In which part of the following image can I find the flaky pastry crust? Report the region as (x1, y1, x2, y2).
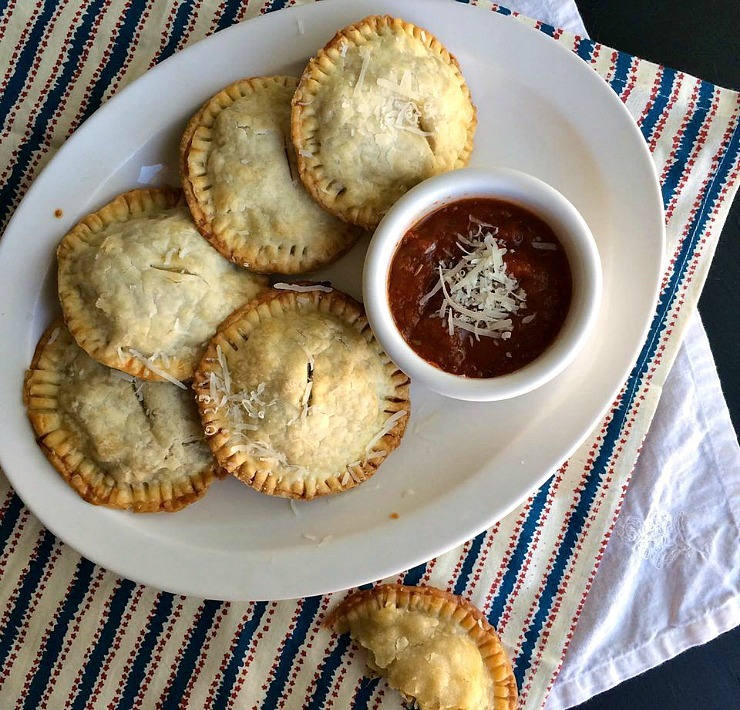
(181, 76, 364, 274)
(57, 188, 267, 382)
(193, 285, 410, 499)
(327, 584, 518, 710)
(292, 15, 476, 228)
(24, 321, 223, 512)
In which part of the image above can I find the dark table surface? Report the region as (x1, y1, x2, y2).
(571, 1, 740, 708)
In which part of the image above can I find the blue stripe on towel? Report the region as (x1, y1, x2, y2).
(453, 530, 487, 597)
(0, 0, 109, 228)
(69, 578, 137, 710)
(0, 530, 57, 670)
(155, 0, 196, 65)
(115, 593, 176, 710)
(260, 596, 323, 709)
(211, 601, 268, 708)
(0, 494, 25, 558)
(0, 0, 58, 138)
(158, 599, 223, 709)
(304, 635, 352, 710)
(214, 0, 245, 31)
(639, 67, 677, 144)
(22, 558, 97, 710)
(487, 478, 553, 626)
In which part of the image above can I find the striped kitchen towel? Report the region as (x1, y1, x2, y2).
(0, 1, 738, 708)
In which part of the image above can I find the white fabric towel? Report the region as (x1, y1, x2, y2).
(548, 313, 740, 708)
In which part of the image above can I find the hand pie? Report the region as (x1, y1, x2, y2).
(193, 285, 410, 499)
(57, 188, 267, 383)
(181, 75, 363, 273)
(24, 322, 223, 512)
(327, 584, 518, 710)
(292, 15, 476, 229)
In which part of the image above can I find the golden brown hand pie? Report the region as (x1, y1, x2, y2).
(181, 75, 363, 274)
(292, 15, 476, 229)
(24, 322, 223, 512)
(57, 188, 267, 383)
(327, 584, 518, 710)
(193, 285, 410, 499)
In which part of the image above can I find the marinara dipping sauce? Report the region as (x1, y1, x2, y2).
(387, 198, 573, 378)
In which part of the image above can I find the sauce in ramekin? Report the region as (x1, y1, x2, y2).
(388, 198, 572, 378)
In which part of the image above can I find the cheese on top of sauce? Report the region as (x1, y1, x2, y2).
(420, 218, 528, 339)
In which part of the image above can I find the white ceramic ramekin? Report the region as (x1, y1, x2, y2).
(363, 167, 603, 402)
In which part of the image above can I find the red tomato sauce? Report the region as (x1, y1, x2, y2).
(387, 198, 572, 378)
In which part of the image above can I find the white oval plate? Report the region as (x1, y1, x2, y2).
(0, 0, 664, 601)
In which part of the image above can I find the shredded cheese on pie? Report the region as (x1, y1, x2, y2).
(420, 220, 528, 339)
(376, 70, 420, 101)
(127, 348, 187, 389)
(365, 409, 408, 458)
(111, 370, 135, 383)
(353, 47, 371, 96)
(240, 439, 310, 479)
(204, 349, 275, 439)
(273, 282, 333, 293)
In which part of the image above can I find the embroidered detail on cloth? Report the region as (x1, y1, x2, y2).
(614, 511, 696, 569)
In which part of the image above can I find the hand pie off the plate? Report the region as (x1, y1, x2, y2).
(327, 584, 518, 710)
(24, 322, 223, 512)
(181, 75, 363, 274)
(292, 15, 476, 229)
(193, 285, 410, 499)
(57, 188, 267, 383)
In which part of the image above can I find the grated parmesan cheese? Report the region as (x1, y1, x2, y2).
(378, 98, 432, 137)
(216, 344, 231, 394)
(300, 378, 313, 421)
(376, 72, 420, 101)
(353, 47, 371, 96)
(273, 282, 333, 293)
(111, 370, 135, 383)
(128, 348, 187, 389)
(238, 440, 309, 479)
(133, 380, 145, 402)
(365, 410, 408, 458)
(420, 220, 528, 339)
